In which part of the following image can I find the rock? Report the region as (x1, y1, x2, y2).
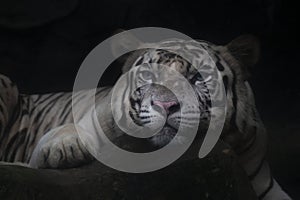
(0, 141, 257, 200)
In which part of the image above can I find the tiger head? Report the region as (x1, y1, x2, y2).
(110, 32, 260, 149)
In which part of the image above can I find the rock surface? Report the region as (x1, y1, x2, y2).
(0, 142, 257, 200)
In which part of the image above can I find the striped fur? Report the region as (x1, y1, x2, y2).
(0, 35, 292, 199)
(0, 78, 110, 167)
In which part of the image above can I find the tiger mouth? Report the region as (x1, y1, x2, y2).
(158, 125, 177, 136)
(149, 124, 178, 147)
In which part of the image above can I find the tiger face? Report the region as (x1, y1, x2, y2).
(111, 34, 260, 149)
(126, 48, 214, 147)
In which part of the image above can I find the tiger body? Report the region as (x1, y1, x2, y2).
(0, 34, 291, 199)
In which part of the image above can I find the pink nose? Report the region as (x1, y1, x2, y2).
(152, 100, 179, 114)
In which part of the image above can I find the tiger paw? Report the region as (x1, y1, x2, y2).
(29, 124, 94, 169)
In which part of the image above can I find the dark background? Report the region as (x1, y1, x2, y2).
(0, 0, 299, 198)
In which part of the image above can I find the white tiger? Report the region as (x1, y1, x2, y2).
(0, 32, 291, 199)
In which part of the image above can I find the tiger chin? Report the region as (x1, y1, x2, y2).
(0, 31, 292, 200)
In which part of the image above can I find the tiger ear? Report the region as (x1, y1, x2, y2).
(226, 35, 260, 68)
(111, 29, 142, 58)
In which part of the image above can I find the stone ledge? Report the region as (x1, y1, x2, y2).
(0, 142, 257, 200)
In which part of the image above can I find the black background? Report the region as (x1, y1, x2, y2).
(0, 0, 299, 198)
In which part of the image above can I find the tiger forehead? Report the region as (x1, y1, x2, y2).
(133, 48, 212, 76)
(133, 50, 187, 75)
(154, 49, 190, 74)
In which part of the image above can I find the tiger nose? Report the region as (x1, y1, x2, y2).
(152, 100, 180, 115)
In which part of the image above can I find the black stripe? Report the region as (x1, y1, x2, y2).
(258, 172, 274, 200)
(71, 91, 86, 105)
(140, 116, 150, 119)
(249, 157, 265, 181)
(223, 75, 228, 93)
(58, 149, 63, 163)
(3, 133, 19, 160)
(135, 57, 143, 66)
(0, 96, 22, 147)
(1, 78, 8, 88)
(32, 94, 46, 104)
(58, 98, 72, 120)
(23, 122, 51, 162)
(36, 93, 63, 104)
(228, 69, 238, 128)
(43, 148, 50, 164)
(70, 146, 75, 159)
(4, 128, 26, 161)
(236, 127, 257, 155)
(95, 87, 109, 97)
(60, 107, 72, 124)
(216, 61, 225, 71)
(76, 138, 88, 160)
(22, 133, 32, 162)
(28, 99, 58, 146)
(33, 94, 64, 122)
(0, 94, 4, 102)
(30, 93, 65, 115)
(8, 129, 27, 162)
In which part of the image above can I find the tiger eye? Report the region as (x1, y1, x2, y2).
(140, 71, 154, 81)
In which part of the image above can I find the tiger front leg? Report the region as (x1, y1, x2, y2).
(29, 124, 94, 169)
